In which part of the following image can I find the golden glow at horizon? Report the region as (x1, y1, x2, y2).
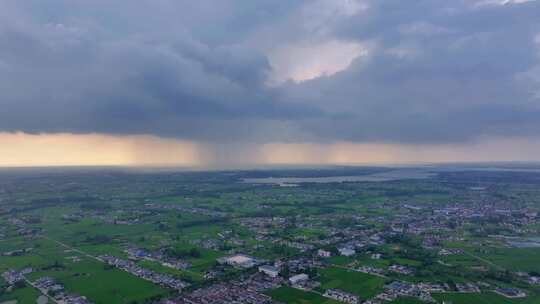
(1, 132, 540, 167)
(0, 132, 200, 167)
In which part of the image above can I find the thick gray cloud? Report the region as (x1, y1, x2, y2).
(1, 0, 540, 144)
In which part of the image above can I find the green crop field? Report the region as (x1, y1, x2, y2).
(432, 292, 527, 304)
(393, 297, 425, 304)
(0, 284, 40, 304)
(319, 267, 387, 300)
(1, 238, 168, 304)
(476, 248, 540, 273)
(28, 262, 169, 304)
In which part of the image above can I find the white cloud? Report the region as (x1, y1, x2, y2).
(473, 0, 536, 7)
(399, 22, 454, 36)
(524, 33, 540, 99)
(268, 40, 369, 84)
(294, 0, 369, 38)
(385, 45, 421, 60)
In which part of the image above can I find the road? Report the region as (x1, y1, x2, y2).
(41, 235, 103, 263)
(23, 276, 60, 304)
(464, 250, 505, 271)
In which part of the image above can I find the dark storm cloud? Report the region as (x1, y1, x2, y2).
(280, 0, 540, 143)
(1, 0, 540, 143)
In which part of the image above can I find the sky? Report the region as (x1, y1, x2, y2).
(1, 0, 540, 167)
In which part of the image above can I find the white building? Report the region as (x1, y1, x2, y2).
(371, 253, 382, 259)
(217, 254, 257, 268)
(318, 249, 331, 258)
(289, 273, 309, 285)
(338, 247, 355, 256)
(259, 265, 280, 278)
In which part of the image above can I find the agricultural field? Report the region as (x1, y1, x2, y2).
(2, 166, 540, 303)
(432, 292, 539, 304)
(318, 267, 387, 300)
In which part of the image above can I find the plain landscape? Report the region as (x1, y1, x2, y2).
(1, 165, 540, 304)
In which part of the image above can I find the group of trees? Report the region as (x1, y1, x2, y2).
(42, 260, 66, 271)
(84, 234, 113, 244)
(165, 247, 201, 259)
(175, 217, 229, 230)
(80, 202, 112, 211)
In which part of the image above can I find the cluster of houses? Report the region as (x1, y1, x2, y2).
(125, 246, 191, 270)
(453, 283, 481, 293)
(388, 264, 413, 275)
(495, 287, 527, 298)
(429, 203, 539, 233)
(61, 213, 84, 222)
(285, 257, 321, 274)
(240, 272, 283, 292)
(190, 238, 220, 250)
(377, 200, 540, 239)
(163, 283, 274, 304)
(438, 248, 464, 256)
(189, 230, 253, 252)
(238, 216, 287, 231)
(365, 281, 435, 303)
(521, 273, 540, 285)
(3, 268, 91, 303)
(238, 214, 386, 255)
(281, 240, 315, 252)
(323, 289, 359, 304)
(2, 268, 29, 285)
(99, 255, 189, 290)
(33, 276, 92, 304)
(145, 203, 227, 218)
(363, 280, 499, 303)
(356, 265, 385, 276)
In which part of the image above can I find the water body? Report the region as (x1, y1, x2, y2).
(507, 237, 540, 248)
(508, 241, 540, 248)
(243, 169, 436, 185)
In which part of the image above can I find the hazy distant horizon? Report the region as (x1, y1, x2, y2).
(3, 161, 540, 172)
